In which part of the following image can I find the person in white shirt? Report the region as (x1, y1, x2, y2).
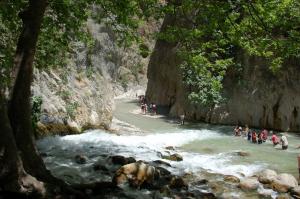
(180, 114, 185, 125)
(280, 133, 288, 150)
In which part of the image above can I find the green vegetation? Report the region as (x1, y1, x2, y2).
(57, 89, 72, 101)
(119, 74, 130, 90)
(139, 43, 150, 58)
(0, 1, 162, 195)
(158, 0, 300, 106)
(31, 95, 43, 135)
(1, 0, 300, 197)
(66, 101, 79, 120)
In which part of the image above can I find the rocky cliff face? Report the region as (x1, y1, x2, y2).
(146, 17, 300, 132)
(32, 18, 159, 136)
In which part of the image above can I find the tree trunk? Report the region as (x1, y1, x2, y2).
(0, 95, 46, 197)
(8, 0, 52, 181)
(0, 96, 24, 191)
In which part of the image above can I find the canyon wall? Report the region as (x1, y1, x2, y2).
(32, 18, 159, 136)
(146, 16, 300, 132)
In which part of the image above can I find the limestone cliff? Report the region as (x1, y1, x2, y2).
(146, 16, 300, 132)
(32, 18, 159, 136)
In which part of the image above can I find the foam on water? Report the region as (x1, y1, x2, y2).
(38, 128, 221, 151)
(37, 128, 266, 180)
(169, 151, 265, 177)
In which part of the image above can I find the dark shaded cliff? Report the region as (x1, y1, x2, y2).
(146, 16, 300, 132)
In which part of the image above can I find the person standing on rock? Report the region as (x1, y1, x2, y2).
(280, 133, 288, 150)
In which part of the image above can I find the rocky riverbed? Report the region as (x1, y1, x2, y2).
(35, 99, 300, 199)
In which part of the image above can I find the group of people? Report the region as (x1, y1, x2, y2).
(138, 95, 157, 115)
(234, 125, 289, 150)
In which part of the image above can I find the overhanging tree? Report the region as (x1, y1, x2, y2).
(0, 0, 160, 197)
(157, 0, 300, 106)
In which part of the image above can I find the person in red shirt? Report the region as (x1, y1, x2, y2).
(252, 131, 257, 143)
(271, 131, 279, 146)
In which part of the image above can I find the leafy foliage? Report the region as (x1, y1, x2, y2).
(31, 95, 43, 134)
(0, 1, 26, 91)
(158, 0, 300, 106)
(1, 0, 300, 108)
(0, 0, 161, 90)
(66, 101, 79, 119)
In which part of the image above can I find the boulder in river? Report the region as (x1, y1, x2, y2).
(93, 164, 109, 172)
(162, 153, 183, 161)
(258, 169, 277, 184)
(271, 173, 298, 193)
(192, 179, 209, 186)
(110, 155, 136, 165)
(152, 160, 171, 167)
(290, 186, 300, 198)
(169, 176, 188, 190)
(156, 166, 171, 176)
(75, 155, 88, 164)
(112, 161, 159, 188)
(165, 146, 175, 150)
(224, 175, 240, 183)
(238, 177, 259, 191)
(209, 181, 226, 195)
(235, 151, 250, 157)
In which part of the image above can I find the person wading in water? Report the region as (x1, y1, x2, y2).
(180, 114, 185, 125)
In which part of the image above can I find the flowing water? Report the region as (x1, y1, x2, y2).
(114, 99, 300, 177)
(37, 98, 300, 198)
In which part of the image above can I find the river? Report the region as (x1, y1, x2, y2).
(36, 98, 300, 198)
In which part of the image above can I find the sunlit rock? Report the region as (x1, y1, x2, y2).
(258, 169, 277, 184)
(224, 175, 240, 183)
(112, 162, 159, 188)
(271, 173, 298, 193)
(162, 153, 183, 161)
(238, 177, 259, 191)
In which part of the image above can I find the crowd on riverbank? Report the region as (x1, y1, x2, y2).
(233, 125, 289, 150)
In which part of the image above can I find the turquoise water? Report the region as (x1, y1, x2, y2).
(114, 99, 300, 177)
(36, 98, 300, 198)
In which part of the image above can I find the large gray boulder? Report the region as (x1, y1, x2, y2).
(239, 177, 260, 191)
(290, 186, 300, 198)
(224, 175, 240, 183)
(271, 173, 298, 193)
(258, 169, 278, 184)
(112, 162, 158, 188)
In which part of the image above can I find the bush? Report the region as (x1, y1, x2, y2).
(31, 96, 43, 136)
(66, 101, 79, 119)
(139, 43, 150, 58)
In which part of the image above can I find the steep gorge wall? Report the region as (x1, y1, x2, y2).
(146, 17, 300, 132)
(32, 19, 159, 136)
